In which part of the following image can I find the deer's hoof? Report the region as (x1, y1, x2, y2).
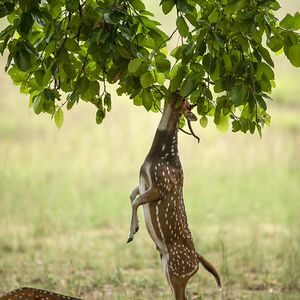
(134, 225, 139, 233)
(127, 237, 133, 243)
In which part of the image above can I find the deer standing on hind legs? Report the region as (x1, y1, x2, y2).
(127, 93, 222, 300)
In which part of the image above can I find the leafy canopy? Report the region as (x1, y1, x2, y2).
(0, 0, 299, 136)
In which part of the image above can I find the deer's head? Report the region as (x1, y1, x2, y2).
(165, 93, 197, 121)
(181, 100, 197, 122)
(165, 94, 199, 142)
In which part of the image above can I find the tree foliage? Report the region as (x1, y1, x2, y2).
(0, 0, 299, 135)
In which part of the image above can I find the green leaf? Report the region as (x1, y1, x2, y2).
(15, 48, 32, 72)
(149, 29, 166, 49)
(257, 124, 262, 138)
(255, 95, 267, 111)
(208, 9, 219, 24)
(256, 62, 274, 80)
(104, 93, 112, 112)
(31, 11, 46, 27)
(128, 58, 143, 73)
(176, 0, 189, 13)
(96, 108, 105, 124)
(287, 44, 300, 67)
(44, 41, 56, 57)
(54, 108, 64, 128)
(258, 46, 274, 67)
(169, 72, 185, 92)
(33, 95, 44, 115)
(34, 70, 45, 86)
(202, 53, 215, 74)
(185, 12, 198, 27)
(161, 0, 175, 15)
(66, 0, 79, 13)
(142, 89, 153, 111)
(133, 94, 143, 106)
(154, 71, 165, 84)
(135, 34, 156, 49)
(155, 56, 171, 73)
(231, 83, 246, 107)
(67, 92, 79, 110)
(280, 13, 300, 30)
(180, 78, 195, 97)
(226, 0, 249, 14)
(77, 76, 90, 96)
(176, 16, 189, 38)
(267, 36, 284, 52)
(236, 34, 249, 51)
(200, 116, 208, 128)
(232, 120, 241, 132)
(119, 26, 133, 40)
(294, 12, 300, 30)
(104, 11, 122, 25)
(190, 62, 204, 75)
(131, 0, 145, 11)
(140, 72, 154, 88)
(116, 45, 131, 59)
(259, 75, 272, 92)
(19, 12, 34, 35)
(223, 53, 232, 72)
(139, 16, 161, 29)
(82, 80, 100, 101)
(216, 113, 229, 132)
(63, 62, 76, 80)
(0, 3, 15, 18)
(64, 38, 80, 52)
(0, 24, 15, 42)
(7, 66, 28, 83)
(43, 68, 52, 87)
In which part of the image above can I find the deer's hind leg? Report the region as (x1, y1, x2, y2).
(169, 272, 189, 300)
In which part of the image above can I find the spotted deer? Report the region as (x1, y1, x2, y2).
(0, 287, 82, 300)
(127, 93, 221, 300)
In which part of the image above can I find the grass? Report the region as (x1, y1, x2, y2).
(0, 1, 300, 298)
(0, 64, 299, 299)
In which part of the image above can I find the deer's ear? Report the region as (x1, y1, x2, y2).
(185, 111, 197, 121)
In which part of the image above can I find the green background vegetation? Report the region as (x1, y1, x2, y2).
(0, 1, 299, 299)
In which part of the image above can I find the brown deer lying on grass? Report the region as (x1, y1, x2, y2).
(127, 93, 221, 300)
(0, 287, 82, 300)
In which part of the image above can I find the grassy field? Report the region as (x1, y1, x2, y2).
(0, 2, 300, 299)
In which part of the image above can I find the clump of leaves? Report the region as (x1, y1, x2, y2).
(0, 0, 299, 135)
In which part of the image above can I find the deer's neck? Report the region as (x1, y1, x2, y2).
(147, 101, 180, 159)
(157, 100, 180, 132)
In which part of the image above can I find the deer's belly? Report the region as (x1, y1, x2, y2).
(140, 162, 167, 254)
(142, 203, 166, 253)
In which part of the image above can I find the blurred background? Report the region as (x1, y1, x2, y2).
(0, 1, 299, 299)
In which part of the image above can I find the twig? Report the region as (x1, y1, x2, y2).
(179, 127, 192, 135)
(187, 120, 200, 143)
(156, 28, 178, 51)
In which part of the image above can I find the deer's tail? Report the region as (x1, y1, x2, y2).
(197, 253, 222, 289)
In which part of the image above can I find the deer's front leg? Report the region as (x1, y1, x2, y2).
(127, 187, 160, 243)
(129, 186, 140, 234)
(130, 186, 139, 204)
